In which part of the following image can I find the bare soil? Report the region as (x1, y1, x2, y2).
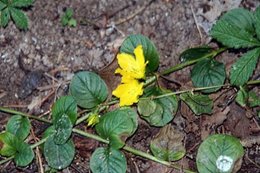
(1, 0, 260, 172)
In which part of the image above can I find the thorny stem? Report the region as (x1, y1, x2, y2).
(160, 47, 227, 76)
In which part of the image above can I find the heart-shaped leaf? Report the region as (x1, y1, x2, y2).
(52, 96, 77, 124)
(180, 92, 213, 115)
(95, 107, 138, 149)
(53, 114, 73, 145)
(44, 136, 75, 170)
(0, 132, 17, 157)
(196, 134, 244, 173)
(150, 125, 185, 161)
(0, 132, 34, 166)
(191, 59, 226, 93)
(120, 34, 159, 73)
(90, 147, 127, 173)
(14, 139, 34, 167)
(138, 87, 178, 126)
(70, 71, 108, 109)
(6, 115, 30, 140)
(179, 46, 213, 63)
(137, 99, 157, 117)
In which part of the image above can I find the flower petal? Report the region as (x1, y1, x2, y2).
(112, 80, 144, 106)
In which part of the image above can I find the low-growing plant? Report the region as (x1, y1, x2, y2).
(61, 8, 77, 27)
(1, 6, 260, 173)
(0, 0, 34, 29)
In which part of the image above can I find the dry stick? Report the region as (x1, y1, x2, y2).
(107, 0, 155, 28)
(190, 4, 203, 41)
(30, 129, 44, 173)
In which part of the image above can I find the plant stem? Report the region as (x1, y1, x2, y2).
(144, 75, 157, 87)
(141, 84, 230, 100)
(0, 137, 47, 165)
(247, 79, 260, 85)
(30, 138, 47, 149)
(160, 47, 227, 76)
(75, 112, 91, 125)
(72, 128, 109, 144)
(0, 107, 51, 124)
(73, 128, 196, 173)
(0, 156, 14, 165)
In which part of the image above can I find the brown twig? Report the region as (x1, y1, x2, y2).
(30, 128, 44, 173)
(190, 4, 203, 42)
(245, 150, 260, 169)
(107, 0, 155, 28)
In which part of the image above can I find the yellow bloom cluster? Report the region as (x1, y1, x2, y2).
(112, 45, 148, 106)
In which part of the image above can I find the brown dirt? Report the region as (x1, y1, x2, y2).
(1, 0, 260, 172)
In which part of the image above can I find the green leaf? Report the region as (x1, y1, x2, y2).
(150, 125, 185, 161)
(196, 134, 244, 173)
(137, 99, 157, 117)
(90, 147, 127, 173)
(11, 0, 34, 7)
(0, 8, 10, 27)
(230, 48, 260, 86)
(61, 16, 68, 26)
(52, 96, 77, 124)
(0, 132, 16, 156)
(6, 115, 31, 140)
(14, 140, 34, 167)
(248, 91, 260, 107)
(138, 87, 178, 126)
(70, 71, 108, 109)
(68, 18, 76, 27)
(44, 136, 75, 170)
(210, 20, 260, 48)
(221, 8, 255, 34)
(65, 8, 73, 18)
(95, 107, 138, 149)
(120, 34, 159, 73)
(9, 7, 28, 29)
(0, 1, 7, 10)
(0, 132, 34, 166)
(180, 92, 213, 115)
(255, 6, 260, 40)
(235, 86, 248, 107)
(179, 46, 214, 63)
(1, 0, 8, 4)
(191, 59, 226, 93)
(53, 114, 72, 145)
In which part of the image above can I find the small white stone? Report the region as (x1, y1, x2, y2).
(216, 155, 233, 172)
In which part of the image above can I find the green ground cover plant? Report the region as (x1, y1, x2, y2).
(1, 6, 260, 173)
(0, 0, 34, 29)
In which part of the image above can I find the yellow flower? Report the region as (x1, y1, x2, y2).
(112, 79, 144, 106)
(87, 113, 100, 127)
(115, 45, 147, 80)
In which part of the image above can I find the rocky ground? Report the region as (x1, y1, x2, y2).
(0, 0, 260, 172)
